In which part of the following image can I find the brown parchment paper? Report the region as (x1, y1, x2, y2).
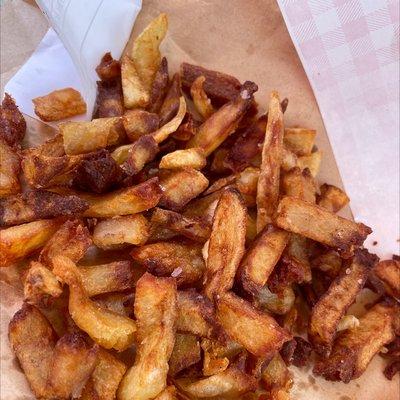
(0, 0, 399, 399)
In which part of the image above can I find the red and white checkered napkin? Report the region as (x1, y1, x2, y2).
(277, 0, 400, 257)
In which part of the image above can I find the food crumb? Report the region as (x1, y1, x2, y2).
(171, 267, 182, 277)
(372, 241, 378, 245)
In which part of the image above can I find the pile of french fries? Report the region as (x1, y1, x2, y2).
(1, 13, 399, 400)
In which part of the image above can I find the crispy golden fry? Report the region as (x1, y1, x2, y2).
(0, 218, 62, 267)
(191, 76, 215, 120)
(275, 196, 372, 256)
(159, 168, 209, 211)
(93, 79, 124, 118)
(373, 259, 400, 298)
(160, 148, 206, 170)
(283, 128, 316, 156)
(183, 189, 223, 223)
(256, 91, 284, 232)
(151, 208, 210, 242)
(159, 73, 181, 126)
(203, 175, 236, 197)
(281, 167, 317, 203)
(129, 13, 168, 92)
(169, 333, 201, 377)
(94, 292, 135, 318)
(153, 386, 177, 400)
(96, 52, 121, 81)
(239, 225, 289, 295)
(80, 178, 161, 217)
(204, 188, 247, 300)
(131, 241, 204, 287)
(118, 273, 177, 400)
(216, 292, 291, 357)
(39, 219, 91, 268)
(121, 55, 150, 108)
(0, 139, 20, 196)
(0, 93, 26, 148)
(313, 301, 398, 382)
(201, 338, 229, 376)
(309, 249, 378, 355)
(60, 117, 125, 155)
(33, 88, 86, 122)
(93, 214, 149, 249)
(176, 289, 223, 339)
(148, 57, 169, 114)
(123, 109, 159, 142)
(187, 81, 257, 156)
(80, 261, 135, 297)
(0, 190, 88, 227)
(236, 166, 260, 206)
(297, 150, 322, 177)
(317, 183, 350, 213)
(48, 332, 98, 399)
(172, 112, 198, 142)
(53, 256, 136, 351)
(8, 304, 56, 399)
(80, 348, 127, 400)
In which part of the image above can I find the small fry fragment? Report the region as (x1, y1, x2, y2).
(118, 273, 177, 400)
(123, 109, 159, 142)
(159, 148, 206, 170)
(191, 75, 215, 120)
(281, 167, 317, 203)
(0, 139, 20, 196)
(283, 128, 316, 156)
(33, 88, 87, 121)
(373, 259, 400, 298)
(0, 93, 26, 148)
(148, 57, 169, 114)
(159, 73, 181, 126)
(95, 52, 121, 81)
(317, 183, 350, 213)
(297, 150, 322, 177)
(93, 79, 124, 118)
(169, 333, 201, 376)
(204, 188, 247, 300)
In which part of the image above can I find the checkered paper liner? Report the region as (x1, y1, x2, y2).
(277, 0, 400, 256)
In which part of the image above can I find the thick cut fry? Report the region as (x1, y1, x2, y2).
(309, 248, 378, 355)
(169, 333, 201, 376)
(39, 219, 91, 268)
(81, 178, 162, 217)
(176, 289, 223, 339)
(129, 13, 168, 92)
(123, 109, 159, 142)
(317, 183, 350, 213)
(216, 292, 291, 357)
(313, 301, 398, 382)
(283, 128, 316, 156)
(187, 81, 258, 156)
(281, 167, 317, 203)
(159, 168, 209, 211)
(53, 256, 136, 351)
(131, 241, 204, 287)
(60, 117, 125, 155)
(159, 73, 181, 126)
(204, 188, 247, 300)
(118, 273, 177, 400)
(256, 91, 284, 232)
(93, 214, 150, 249)
(239, 225, 289, 295)
(148, 57, 169, 113)
(151, 208, 211, 242)
(191, 76, 215, 120)
(0, 190, 89, 227)
(95, 52, 121, 81)
(159, 148, 206, 170)
(373, 259, 400, 298)
(275, 196, 372, 256)
(80, 261, 135, 297)
(93, 79, 124, 118)
(0, 93, 26, 148)
(33, 88, 87, 121)
(0, 139, 20, 196)
(48, 332, 98, 399)
(8, 304, 56, 399)
(154, 386, 177, 400)
(297, 150, 322, 177)
(0, 218, 62, 267)
(121, 55, 149, 108)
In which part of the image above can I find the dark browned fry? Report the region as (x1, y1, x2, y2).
(0, 93, 26, 148)
(169, 333, 201, 377)
(191, 75, 215, 120)
(317, 183, 350, 213)
(95, 52, 121, 81)
(281, 336, 312, 367)
(0, 138, 21, 196)
(159, 73, 181, 126)
(384, 361, 400, 380)
(93, 79, 124, 118)
(311, 249, 343, 279)
(172, 112, 199, 141)
(148, 57, 169, 113)
(123, 109, 159, 142)
(373, 259, 400, 298)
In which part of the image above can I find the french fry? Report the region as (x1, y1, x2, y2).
(204, 188, 247, 300)
(275, 196, 372, 256)
(0, 218, 62, 267)
(0, 93, 26, 148)
(317, 183, 350, 213)
(283, 128, 316, 156)
(159, 73, 181, 125)
(0, 190, 89, 227)
(313, 301, 398, 382)
(281, 167, 317, 203)
(191, 75, 215, 120)
(33, 88, 87, 121)
(255, 285, 295, 316)
(48, 332, 98, 399)
(239, 225, 289, 295)
(309, 248, 378, 355)
(123, 109, 159, 142)
(203, 175, 236, 197)
(256, 91, 284, 232)
(311, 249, 343, 279)
(148, 57, 169, 113)
(52, 256, 136, 351)
(201, 338, 230, 376)
(94, 292, 135, 318)
(0, 139, 20, 197)
(159, 148, 206, 170)
(210, 147, 230, 173)
(60, 117, 125, 155)
(118, 273, 177, 400)
(172, 112, 199, 141)
(236, 166, 260, 206)
(183, 189, 223, 223)
(187, 81, 258, 156)
(159, 168, 209, 211)
(154, 386, 177, 400)
(281, 146, 298, 172)
(373, 259, 400, 298)
(216, 292, 291, 357)
(93, 79, 124, 118)
(95, 52, 121, 81)
(297, 150, 322, 177)
(169, 333, 201, 377)
(8, 304, 56, 399)
(131, 241, 204, 287)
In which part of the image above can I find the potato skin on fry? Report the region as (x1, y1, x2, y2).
(93, 79, 124, 118)
(148, 57, 169, 114)
(159, 73, 181, 126)
(190, 75, 214, 120)
(0, 93, 26, 148)
(95, 52, 121, 81)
